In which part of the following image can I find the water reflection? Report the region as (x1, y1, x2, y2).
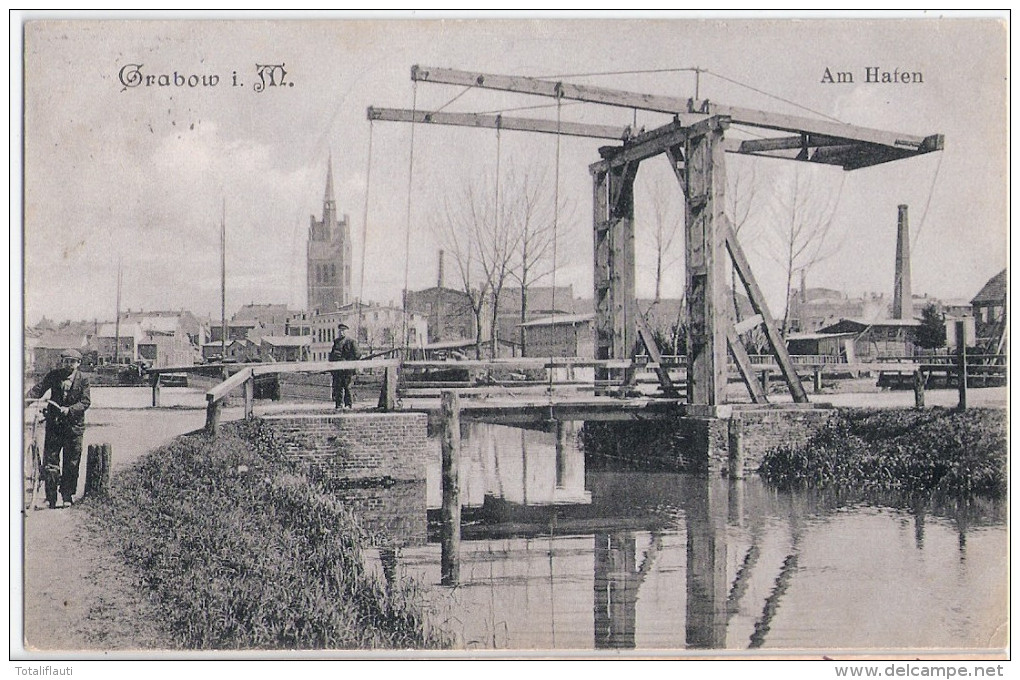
(364, 422, 1006, 651)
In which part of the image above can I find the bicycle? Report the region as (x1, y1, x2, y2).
(23, 400, 54, 512)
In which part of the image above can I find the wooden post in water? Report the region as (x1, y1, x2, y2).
(84, 443, 111, 499)
(84, 444, 98, 498)
(243, 375, 255, 419)
(205, 398, 222, 435)
(151, 373, 161, 407)
(440, 390, 461, 586)
(378, 365, 397, 411)
(913, 368, 926, 409)
(727, 416, 745, 479)
(100, 444, 111, 496)
(956, 320, 968, 411)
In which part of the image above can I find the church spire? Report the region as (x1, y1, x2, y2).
(324, 152, 336, 211)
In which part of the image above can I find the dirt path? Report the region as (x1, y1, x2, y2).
(20, 404, 210, 652)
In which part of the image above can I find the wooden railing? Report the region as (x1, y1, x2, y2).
(199, 357, 641, 434)
(172, 351, 1009, 434)
(203, 359, 401, 434)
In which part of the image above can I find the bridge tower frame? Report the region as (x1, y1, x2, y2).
(369, 65, 944, 409)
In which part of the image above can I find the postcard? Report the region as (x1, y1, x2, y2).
(14, 13, 1009, 665)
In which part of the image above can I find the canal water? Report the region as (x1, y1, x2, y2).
(53, 389, 1006, 652)
(364, 421, 1007, 652)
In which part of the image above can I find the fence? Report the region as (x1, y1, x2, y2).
(185, 357, 644, 434)
(147, 350, 1007, 434)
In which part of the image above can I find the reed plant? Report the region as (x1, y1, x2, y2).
(92, 418, 449, 650)
(759, 407, 1007, 499)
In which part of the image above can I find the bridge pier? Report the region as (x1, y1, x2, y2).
(580, 406, 833, 475)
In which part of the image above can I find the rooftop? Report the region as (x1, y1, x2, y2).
(971, 269, 1006, 305)
(518, 313, 595, 328)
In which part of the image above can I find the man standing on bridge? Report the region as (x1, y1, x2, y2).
(25, 348, 91, 509)
(329, 323, 360, 409)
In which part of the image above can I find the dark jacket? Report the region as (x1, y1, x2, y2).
(26, 368, 91, 433)
(329, 336, 360, 363)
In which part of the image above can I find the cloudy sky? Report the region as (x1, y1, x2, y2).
(16, 14, 1008, 325)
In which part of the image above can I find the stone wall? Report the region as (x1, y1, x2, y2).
(262, 412, 431, 547)
(728, 408, 834, 475)
(334, 482, 427, 548)
(581, 407, 834, 475)
(263, 412, 430, 482)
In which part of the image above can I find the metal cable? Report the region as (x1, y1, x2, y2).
(401, 82, 418, 359)
(357, 121, 374, 339)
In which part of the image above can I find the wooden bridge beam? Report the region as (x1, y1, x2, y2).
(409, 65, 942, 168)
(593, 161, 639, 386)
(682, 117, 730, 405)
(723, 220, 809, 403)
(367, 106, 632, 141)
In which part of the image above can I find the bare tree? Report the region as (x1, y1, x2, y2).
(433, 171, 524, 359)
(640, 172, 684, 303)
(727, 159, 759, 314)
(436, 159, 579, 358)
(504, 166, 569, 353)
(765, 166, 840, 334)
(431, 189, 490, 359)
(477, 176, 521, 359)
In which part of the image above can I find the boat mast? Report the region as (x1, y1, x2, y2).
(113, 258, 122, 364)
(221, 198, 226, 361)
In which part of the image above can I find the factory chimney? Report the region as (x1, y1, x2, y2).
(437, 250, 445, 289)
(892, 204, 912, 319)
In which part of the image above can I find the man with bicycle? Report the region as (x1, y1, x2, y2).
(25, 348, 91, 509)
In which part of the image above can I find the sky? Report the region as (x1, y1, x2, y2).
(15, 13, 1009, 326)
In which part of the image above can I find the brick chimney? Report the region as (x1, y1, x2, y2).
(892, 204, 912, 319)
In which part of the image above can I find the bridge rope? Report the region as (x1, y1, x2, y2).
(356, 120, 374, 341)
(401, 81, 419, 360)
(492, 118, 502, 370)
(547, 92, 563, 406)
(910, 151, 944, 251)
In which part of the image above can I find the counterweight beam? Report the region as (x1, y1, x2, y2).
(367, 106, 633, 141)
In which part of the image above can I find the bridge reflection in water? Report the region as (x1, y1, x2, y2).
(360, 422, 1005, 651)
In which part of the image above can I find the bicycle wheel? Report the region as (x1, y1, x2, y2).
(24, 441, 42, 512)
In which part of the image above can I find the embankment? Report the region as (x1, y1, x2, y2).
(91, 418, 448, 650)
(758, 407, 1007, 498)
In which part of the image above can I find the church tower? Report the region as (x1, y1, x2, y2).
(307, 156, 352, 313)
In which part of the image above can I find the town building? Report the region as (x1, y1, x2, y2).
(817, 318, 920, 361)
(971, 269, 1006, 330)
(231, 303, 292, 337)
(307, 157, 352, 314)
(121, 310, 206, 347)
(202, 339, 257, 363)
(96, 321, 142, 364)
(133, 315, 200, 367)
(209, 319, 258, 344)
(403, 286, 478, 344)
(496, 285, 577, 349)
(29, 332, 95, 373)
(286, 302, 428, 361)
(785, 332, 857, 360)
(788, 288, 891, 333)
(518, 313, 595, 358)
(260, 335, 312, 362)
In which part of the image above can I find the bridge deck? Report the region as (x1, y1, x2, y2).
(254, 393, 829, 428)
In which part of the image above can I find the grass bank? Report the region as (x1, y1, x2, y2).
(92, 418, 449, 650)
(758, 407, 1007, 499)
